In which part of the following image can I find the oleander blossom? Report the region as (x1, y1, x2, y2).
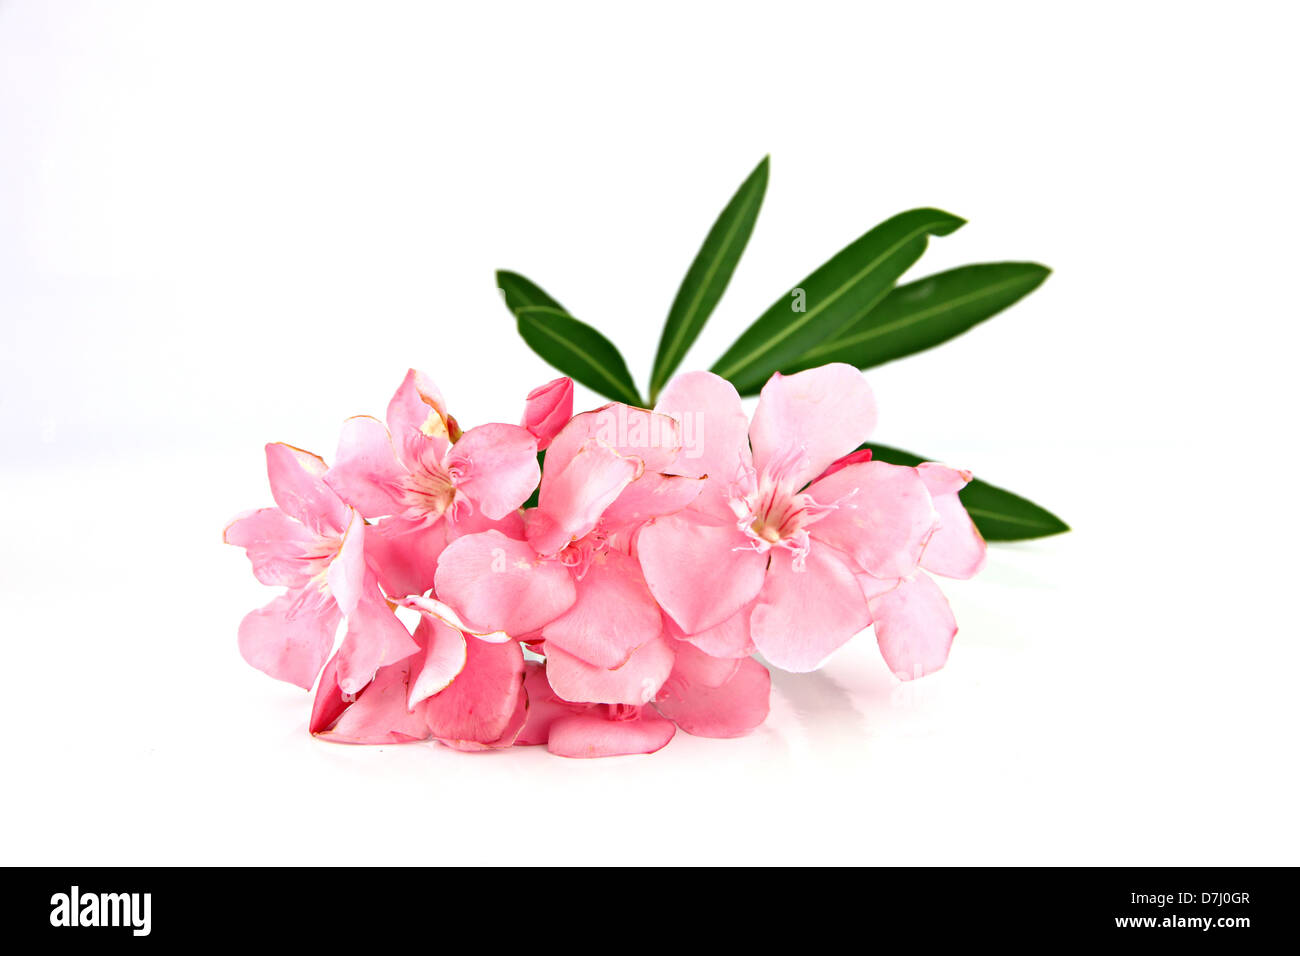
(433, 402, 772, 755)
(223, 443, 418, 693)
(323, 369, 541, 598)
(310, 598, 529, 750)
(640, 364, 986, 677)
(224, 362, 986, 758)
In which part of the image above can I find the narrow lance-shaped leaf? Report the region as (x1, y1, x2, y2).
(789, 262, 1051, 373)
(650, 156, 769, 403)
(711, 208, 965, 395)
(865, 442, 1070, 542)
(497, 270, 568, 316)
(515, 305, 643, 406)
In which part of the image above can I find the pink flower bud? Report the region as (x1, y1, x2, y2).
(521, 376, 574, 450)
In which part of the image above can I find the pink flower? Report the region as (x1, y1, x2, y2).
(514, 661, 679, 759)
(323, 369, 541, 598)
(853, 462, 986, 679)
(651, 640, 771, 740)
(433, 402, 771, 755)
(434, 403, 698, 671)
(431, 403, 769, 754)
(520, 376, 574, 450)
(639, 364, 986, 676)
(227, 360, 985, 757)
(311, 599, 528, 750)
(511, 638, 771, 757)
(224, 443, 418, 693)
(307, 593, 771, 757)
(544, 704, 678, 759)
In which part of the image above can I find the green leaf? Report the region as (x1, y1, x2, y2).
(790, 262, 1050, 372)
(710, 207, 965, 395)
(515, 305, 642, 406)
(865, 442, 1070, 541)
(650, 156, 770, 402)
(497, 270, 568, 315)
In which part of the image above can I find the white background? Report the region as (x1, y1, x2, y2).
(2, 1, 1297, 865)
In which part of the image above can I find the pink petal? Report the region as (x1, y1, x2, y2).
(521, 376, 574, 451)
(223, 507, 322, 589)
(325, 508, 366, 617)
(364, 516, 448, 599)
(323, 416, 408, 518)
(870, 570, 957, 681)
(668, 603, 757, 659)
(529, 439, 639, 555)
(308, 654, 349, 735)
(749, 545, 871, 672)
(434, 530, 577, 635)
(600, 472, 705, 532)
(335, 587, 421, 695)
(446, 423, 539, 520)
(636, 512, 768, 634)
(656, 657, 771, 739)
(407, 615, 468, 708)
(541, 549, 662, 668)
(397, 593, 514, 642)
(424, 635, 526, 746)
(654, 371, 752, 518)
(922, 490, 986, 579)
(544, 632, 675, 706)
(515, 661, 594, 746)
(856, 571, 900, 603)
(238, 588, 340, 690)
(547, 708, 676, 758)
(311, 654, 431, 744)
(916, 461, 971, 497)
(662, 639, 741, 688)
(916, 463, 986, 579)
(446, 502, 526, 542)
(808, 460, 938, 579)
(265, 442, 349, 536)
(439, 686, 529, 752)
(748, 364, 877, 489)
(386, 369, 455, 470)
(540, 404, 680, 501)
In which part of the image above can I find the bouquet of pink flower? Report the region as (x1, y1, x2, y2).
(225, 159, 1066, 757)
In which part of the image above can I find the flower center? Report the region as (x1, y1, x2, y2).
(728, 449, 838, 566)
(400, 464, 457, 519)
(740, 482, 819, 546)
(287, 546, 344, 616)
(746, 480, 808, 543)
(557, 531, 609, 579)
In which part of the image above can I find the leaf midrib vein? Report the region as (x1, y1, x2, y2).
(527, 315, 637, 404)
(802, 274, 1033, 360)
(714, 217, 949, 380)
(656, 183, 762, 388)
(964, 504, 1056, 528)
